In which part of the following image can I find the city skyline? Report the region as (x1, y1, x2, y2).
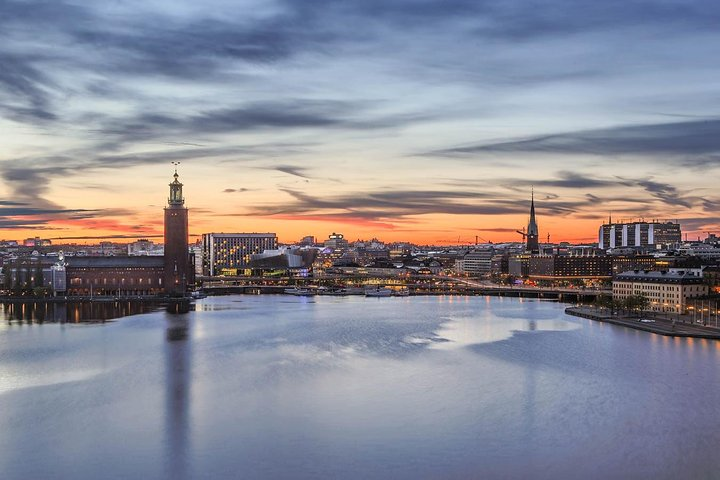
(1, 1, 719, 244)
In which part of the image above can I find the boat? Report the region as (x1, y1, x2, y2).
(284, 287, 316, 296)
(317, 287, 348, 296)
(365, 287, 392, 297)
(392, 288, 410, 297)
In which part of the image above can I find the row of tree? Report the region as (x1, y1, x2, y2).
(1, 262, 49, 296)
(594, 294, 650, 316)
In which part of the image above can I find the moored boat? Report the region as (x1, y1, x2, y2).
(365, 287, 392, 297)
(284, 287, 315, 296)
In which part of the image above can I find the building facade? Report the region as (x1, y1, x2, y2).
(3, 256, 165, 296)
(65, 257, 165, 296)
(459, 249, 495, 276)
(598, 221, 681, 250)
(528, 254, 613, 279)
(613, 270, 707, 313)
(509, 254, 531, 278)
(202, 233, 278, 276)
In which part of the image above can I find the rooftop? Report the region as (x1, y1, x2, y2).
(615, 270, 704, 284)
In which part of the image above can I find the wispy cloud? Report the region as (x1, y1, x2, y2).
(430, 119, 720, 164)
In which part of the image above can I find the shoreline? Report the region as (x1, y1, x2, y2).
(0, 295, 186, 303)
(565, 306, 720, 340)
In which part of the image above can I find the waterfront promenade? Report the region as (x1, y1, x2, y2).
(566, 306, 720, 340)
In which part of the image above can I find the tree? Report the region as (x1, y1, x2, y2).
(623, 295, 649, 317)
(2, 266, 11, 294)
(23, 264, 33, 295)
(595, 294, 612, 311)
(611, 298, 624, 316)
(34, 261, 44, 289)
(33, 286, 48, 298)
(12, 265, 23, 296)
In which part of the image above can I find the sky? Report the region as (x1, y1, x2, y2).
(1, 0, 719, 245)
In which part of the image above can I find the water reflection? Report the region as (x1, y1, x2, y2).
(0, 301, 162, 324)
(2, 295, 719, 479)
(165, 313, 191, 480)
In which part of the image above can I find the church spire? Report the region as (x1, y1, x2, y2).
(528, 188, 538, 236)
(526, 188, 539, 253)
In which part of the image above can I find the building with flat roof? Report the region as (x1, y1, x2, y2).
(202, 233, 278, 276)
(529, 254, 612, 279)
(458, 248, 495, 276)
(599, 221, 681, 250)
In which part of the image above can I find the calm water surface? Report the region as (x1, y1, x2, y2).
(0, 295, 718, 479)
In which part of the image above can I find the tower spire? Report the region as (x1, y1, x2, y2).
(168, 163, 184, 206)
(530, 186, 536, 220)
(526, 187, 539, 254)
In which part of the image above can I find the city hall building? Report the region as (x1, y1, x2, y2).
(5, 170, 194, 297)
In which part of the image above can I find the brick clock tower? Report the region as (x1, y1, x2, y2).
(164, 167, 190, 296)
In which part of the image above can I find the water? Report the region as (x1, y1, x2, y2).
(0, 295, 718, 479)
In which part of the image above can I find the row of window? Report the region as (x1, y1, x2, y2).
(68, 277, 163, 286)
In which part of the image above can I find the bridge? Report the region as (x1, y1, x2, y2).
(198, 275, 610, 302)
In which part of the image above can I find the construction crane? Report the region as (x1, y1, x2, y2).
(474, 234, 491, 244)
(516, 226, 527, 240)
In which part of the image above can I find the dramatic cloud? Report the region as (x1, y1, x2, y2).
(1, 0, 719, 241)
(248, 188, 593, 222)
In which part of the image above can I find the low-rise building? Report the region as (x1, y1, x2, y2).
(613, 269, 708, 313)
(677, 243, 720, 262)
(249, 248, 317, 276)
(128, 239, 164, 256)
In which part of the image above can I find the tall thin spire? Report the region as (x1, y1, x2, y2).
(526, 188, 539, 253)
(527, 188, 538, 236)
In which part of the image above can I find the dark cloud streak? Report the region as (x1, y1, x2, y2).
(432, 119, 720, 164)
